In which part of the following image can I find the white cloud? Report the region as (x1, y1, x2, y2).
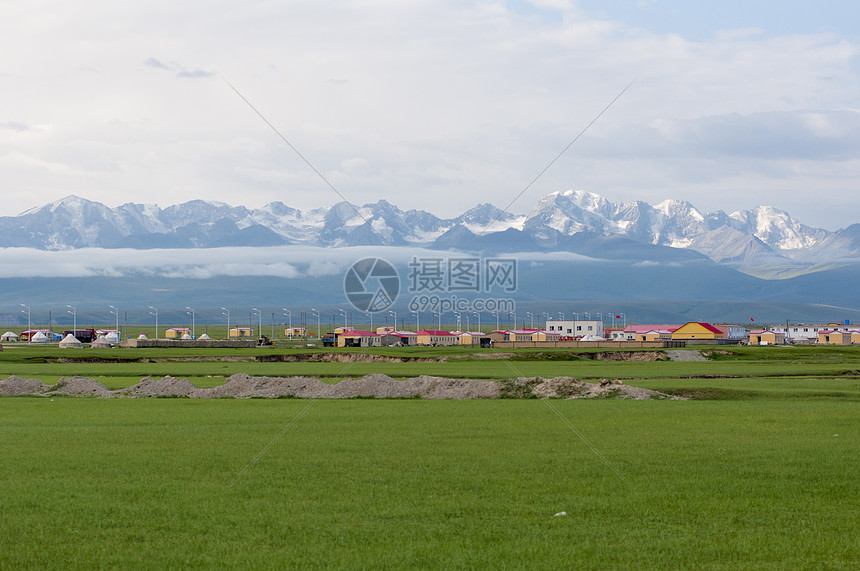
(0, 245, 607, 279)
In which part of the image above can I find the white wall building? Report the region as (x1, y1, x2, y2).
(771, 324, 850, 342)
(545, 319, 604, 339)
(722, 325, 748, 340)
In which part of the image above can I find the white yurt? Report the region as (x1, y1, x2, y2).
(579, 334, 605, 342)
(181, 333, 193, 340)
(137, 333, 148, 340)
(31, 331, 48, 343)
(1, 331, 18, 341)
(105, 331, 120, 343)
(59, 333, 83, 349)
(198, 333, 211, 340)
(91, 335, 112, 348)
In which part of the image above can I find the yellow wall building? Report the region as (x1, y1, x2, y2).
(532, 331, 561, 342)
(671, 322, 725, 340)
(749, 330, 786, 345)
(415, 330, 458, 346)
(818, 330, 852, 345)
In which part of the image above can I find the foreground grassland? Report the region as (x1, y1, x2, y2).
(2, 399, 857, 569)
(1, 344, 859, 568)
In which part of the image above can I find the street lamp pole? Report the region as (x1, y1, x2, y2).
(185, 307, 195, 339)
(311, 308, 320, 339)
(389, 310, 397, 331)
(109, 305, 119, 339)
(66, 305, 76, 339)
(221, 307, 230, 339)
(149, 306, 158, 340)
(282, 308, 291, 339)
(20, 304, 30, 343)
(474, 312, 481, 332)
(252, 307, 262, 339)
(413, 311, 419, 333)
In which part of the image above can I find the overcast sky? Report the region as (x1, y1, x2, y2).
(2, 0, 859, 229)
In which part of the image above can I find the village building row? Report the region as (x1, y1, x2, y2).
(4, 320, 857, 346)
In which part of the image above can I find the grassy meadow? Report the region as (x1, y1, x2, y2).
(1, 343, 859, 568)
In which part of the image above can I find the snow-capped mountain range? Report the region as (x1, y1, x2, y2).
(2, 191, 857, 266)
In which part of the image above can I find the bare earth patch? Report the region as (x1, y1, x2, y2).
(665, 350, 708, 362)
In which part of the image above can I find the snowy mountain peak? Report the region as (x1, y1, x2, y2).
(0, 192, 851, 264)
(655, 199, 704, 221)
(729, 205, 827, 250)
(559, 189, 612, 214)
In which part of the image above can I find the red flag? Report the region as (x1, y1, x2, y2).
(615, 315, 621, 319)
(750, 317, 755, 322)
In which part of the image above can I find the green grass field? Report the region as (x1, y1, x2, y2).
(1, 344, 859, 568)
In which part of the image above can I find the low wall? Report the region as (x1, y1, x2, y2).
(683, 339, 742, 346)
(122, 339, 257, 348)
(493, 340, 678, 349)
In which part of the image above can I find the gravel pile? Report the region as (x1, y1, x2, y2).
(202, 374, 329, 398)
(408, 375, 500, 399)
(325, 374, 415, 398)
(532, 377, 585, 398)
(49, 376, 112, 397)
(118, 376, 202, 398)
(0, 376, 49, 396)
(1, 374, 678, 400)
(572, 379, 674, 400)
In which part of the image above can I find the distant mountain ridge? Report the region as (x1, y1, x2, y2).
(1, 192, 855, 268)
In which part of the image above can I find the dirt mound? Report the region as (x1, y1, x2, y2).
(532, 377, 586, 398)
(49, 377, 112, 397)
(572, 379, 677, 400)
(326, 374, 415, 398)
(410, 375, 499, 399)
(201, 374, 330, 398)
(1, 374, 678, 400)
(502, 376, 678, 400)
(118, 376, 201, 398)
(0, 376, 49, 396)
